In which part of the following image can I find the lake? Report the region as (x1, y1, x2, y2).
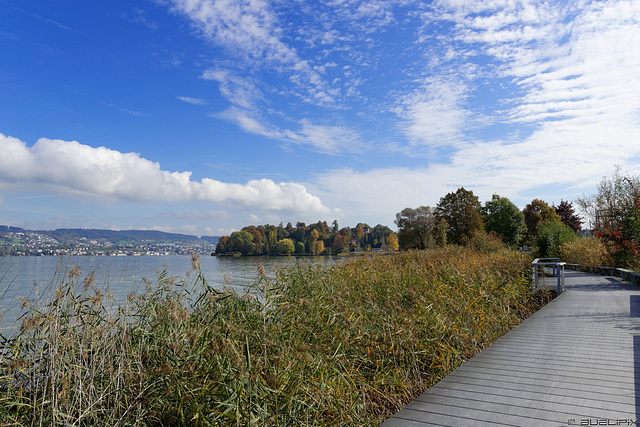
(0, 255, 338, 336)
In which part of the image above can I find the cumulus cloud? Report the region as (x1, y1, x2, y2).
(0, 134, 334, 217)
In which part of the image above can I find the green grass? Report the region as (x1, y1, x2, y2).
(0, 247, 550, 426)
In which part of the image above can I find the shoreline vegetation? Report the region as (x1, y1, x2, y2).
(0, 243, 552, 425)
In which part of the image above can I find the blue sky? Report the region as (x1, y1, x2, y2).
(1, 0, 640, 237)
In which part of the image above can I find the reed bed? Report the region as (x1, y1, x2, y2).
(0, 247, 550, 426)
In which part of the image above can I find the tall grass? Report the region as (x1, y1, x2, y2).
(558, 237, 612, 267)
(1, 247, 549, 426)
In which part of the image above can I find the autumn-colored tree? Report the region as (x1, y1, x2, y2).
(243, 226, 265, 255)
(267, 229, 277, 255)
(523, 199, 561, 242)
(435, 188, 484, 245)
(315, 240, 325, 255)
(214, 235, 230, 255)
(332, 233, 350, 253)
(578, 169, 640, 268)
(308, 229, 319, 255)
(386, 233, 399, 251)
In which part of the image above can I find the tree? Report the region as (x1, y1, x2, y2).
(535, 220, 578, 258)
(386, 233, 399, 251)
(315, 240, 325, 255)
(295, 241, 305, 255)
(554, 200, 583, 232)
(394, 206, 438, 250)
(276, 238, 295, 255)
(215, 235, 230, 255)
(435, 188, 484, 245)
(578, 169, 640, 268)
(523, 199, 561, 242)
(482, 194, 526, 246)
(308, 229, 319, 255)
(332, 232, 350, 253)
(267, 229, 278, 255)
(228, 230, 254, 255)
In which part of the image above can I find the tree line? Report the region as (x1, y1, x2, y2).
(215, 169, 640, 268)
(395, 187, 583, 256)
(215, 221, 398, 256)
(396, 169, 640, 269)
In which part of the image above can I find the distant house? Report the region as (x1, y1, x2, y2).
(372, 241, 390, 252)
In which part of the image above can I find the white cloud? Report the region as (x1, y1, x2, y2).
(213, 107, 276, 137)
(395, 76, 470, 149)
(0, 134, 334, 218)
(177, 96, 207, 105)
(282, 119, 361, 154)
(201, 69, 264, 110)
(213, 107, 361, 154)
(168, 0, 332, 105)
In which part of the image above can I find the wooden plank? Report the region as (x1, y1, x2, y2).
(381, 271, 640, 426)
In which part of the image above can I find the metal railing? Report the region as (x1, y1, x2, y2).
(532, 258, 566, 294)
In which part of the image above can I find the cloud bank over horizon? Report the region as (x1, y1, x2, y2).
(0, 134, 335, 226)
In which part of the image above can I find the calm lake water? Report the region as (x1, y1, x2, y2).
(0, 255, 337, 335)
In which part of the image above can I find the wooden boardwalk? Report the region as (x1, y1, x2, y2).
(382, 270, 640, 426)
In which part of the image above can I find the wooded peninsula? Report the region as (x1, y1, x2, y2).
(215, 221, 399, 256)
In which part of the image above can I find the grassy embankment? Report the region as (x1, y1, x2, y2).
(1, 245, 550, 426)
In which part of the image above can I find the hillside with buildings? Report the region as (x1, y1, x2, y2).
(0, 226, 218, 256)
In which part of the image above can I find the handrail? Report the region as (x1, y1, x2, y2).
(532, 258, 566, 294)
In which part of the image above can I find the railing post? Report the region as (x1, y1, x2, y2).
(557, 263, 565, 294)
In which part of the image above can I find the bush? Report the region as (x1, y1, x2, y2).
(558, 237, 612, 267)
(468, 230, 507, 253)
(535, 220, 578, 258)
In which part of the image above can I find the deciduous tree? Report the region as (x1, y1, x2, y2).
(276, 238, 295, 255)
(395, 206, 437, 250)
(523, 199, 561, 242)
(535, 220, 578, 258)
(482, 194, 526, 246)
(308, 229, 319, 255)
(386, 233, 399, 251)
(578, 169, 640, 268)
(435, 188, 484, 245)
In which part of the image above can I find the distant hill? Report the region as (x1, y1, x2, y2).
(49, 228, 200, 242)
(0, 225, 25, 232)
(0, 226, 218, 244)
